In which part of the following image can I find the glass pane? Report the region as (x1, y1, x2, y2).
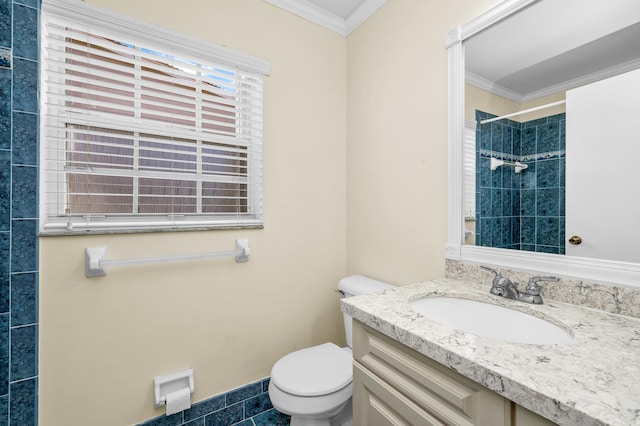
(138, 178, 197, 213)
(66, 126, 135, 214)
(202, 182, 247, 213)
(67, 174, 133, 214)
(202, 142, 247, 176)
(139, 134, 197, 174)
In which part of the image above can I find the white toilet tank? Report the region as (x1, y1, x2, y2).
(338, 275, 393, 348)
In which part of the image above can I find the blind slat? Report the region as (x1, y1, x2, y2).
(42, 116, 257, 147)
(43, 60, 250, 107)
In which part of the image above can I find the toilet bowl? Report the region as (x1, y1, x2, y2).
(269, 343, 353, 426)
(268, 275, 393, 426)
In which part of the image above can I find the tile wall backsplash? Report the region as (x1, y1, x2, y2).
(0, 0, 40, 424)
(138, 378, 291, 426)
(475, 110, 566, 254)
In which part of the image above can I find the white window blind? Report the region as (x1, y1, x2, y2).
(40, 0, 270, 233)
(463, 120, 477, 219)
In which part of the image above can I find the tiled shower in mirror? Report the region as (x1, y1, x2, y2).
(475, 110, 566, 254)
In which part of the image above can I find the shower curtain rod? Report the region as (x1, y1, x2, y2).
(479, 100, 566, 125)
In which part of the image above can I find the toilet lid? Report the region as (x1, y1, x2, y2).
(271, 342, 352, 397)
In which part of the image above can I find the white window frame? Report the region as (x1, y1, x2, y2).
(40, 0, 270, 234)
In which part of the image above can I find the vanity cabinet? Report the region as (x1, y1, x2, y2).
(352, 321, 555, 426)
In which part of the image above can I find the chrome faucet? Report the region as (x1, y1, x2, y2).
(480, 266, 558, 305)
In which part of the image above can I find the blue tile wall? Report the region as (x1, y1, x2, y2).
(1, 1, 11, 49)
(475, 110, 566, 254)
(138, 378, 291, 426)
(0, 1, 41, 425)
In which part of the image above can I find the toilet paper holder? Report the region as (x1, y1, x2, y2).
(154, 368, 194, 408)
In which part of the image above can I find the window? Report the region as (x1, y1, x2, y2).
(41, 0, 270, 233)
(463, 120, 476, 219)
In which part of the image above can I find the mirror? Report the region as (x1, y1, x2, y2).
(446, 0, 640, 288)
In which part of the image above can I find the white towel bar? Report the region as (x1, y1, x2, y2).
(85, 239, 250, 277)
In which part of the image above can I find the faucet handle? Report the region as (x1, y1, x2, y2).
(480, 265, 499, 275)
(480, 265, 504, 283)
(481, 265, 505, 287)
(525, 276, 559, 295)
(481, 265, 514, 284)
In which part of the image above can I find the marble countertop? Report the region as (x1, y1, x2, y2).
(341, 278, 640, 426)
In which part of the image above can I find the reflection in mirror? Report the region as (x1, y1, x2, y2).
(446, 0, 640, 287)
(471, 108, 566, 255)
(461, 0, 640, 259)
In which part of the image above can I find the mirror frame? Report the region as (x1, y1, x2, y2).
(446, 0, 640, 288)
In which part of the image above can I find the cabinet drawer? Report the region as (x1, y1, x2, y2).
(354, 361, 446, 426)
(353, 321, 509, 426)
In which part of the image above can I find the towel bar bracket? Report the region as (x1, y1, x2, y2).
(235, 239, 250, 262)
(85, 247, 108, 277)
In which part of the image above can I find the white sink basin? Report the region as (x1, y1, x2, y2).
(409, 297, 573, 345)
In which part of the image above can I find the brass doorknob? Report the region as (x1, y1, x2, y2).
(568, 235, 582, 245)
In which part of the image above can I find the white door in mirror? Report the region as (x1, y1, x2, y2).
(566, 68, 640, 263)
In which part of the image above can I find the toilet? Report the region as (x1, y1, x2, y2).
(268, 275, 393, 426)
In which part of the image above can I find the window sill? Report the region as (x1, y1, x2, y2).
(39, 223, 264, 237)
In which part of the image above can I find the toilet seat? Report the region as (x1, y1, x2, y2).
(271, 343, 352, 397)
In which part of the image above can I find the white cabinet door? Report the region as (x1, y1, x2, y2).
(566, 68, 640, 262)
(352, 321, 510, 426)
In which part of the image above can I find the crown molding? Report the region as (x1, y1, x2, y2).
(263, 0, 386, 36)
(345, 0, 386, 35)
(519, 57, 640, 102)
(467, 57, 640, 104)
(264, 0, 346, 34)
(465, 71, 524, 103)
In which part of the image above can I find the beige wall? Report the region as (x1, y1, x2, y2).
(345, 0, 501, 284)
(466, 84, 520, 122)
(466, 84, 567, 122)
(38, 0, 530, 425)
(39, 1, 347, 425)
